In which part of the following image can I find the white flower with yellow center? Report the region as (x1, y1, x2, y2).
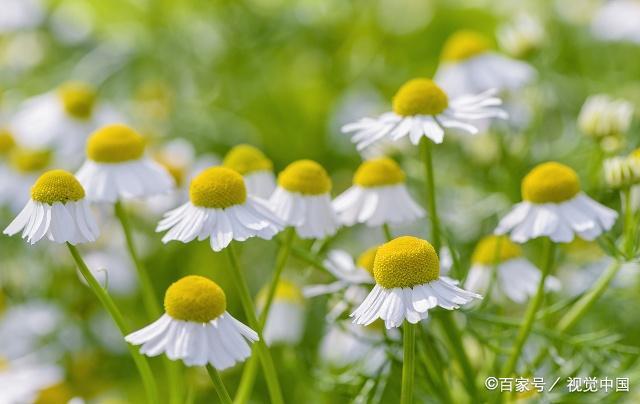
(578, 94, 633, 140)
(0, 360, 62, 404)
(351, 236, 480, 329)
(333, 158, 424, 226)
(10, 82, 121, 163)
(591, 0, 640, 44)
(223, 144, 276, 199)
(76, 124, 175, 203)
(465, 235, 560, 303)
(495, 162, 618, 243)
(126, 275, 258, 369)
(341, 78, 507, 150)
(157, 166, 282, 251)
(258, 280, 305, 346)
(434, 30, 536, 97)
(269, 159, 340, 239)
(304, 247, 375, 320)
(603, 156, 637, 190)
(3, 169, 99, 244)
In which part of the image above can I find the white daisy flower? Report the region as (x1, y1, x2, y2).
(258, 280, 305, 346)
(76, 124, 175, 203)
(603, 156, 637, 190)
(333, 158, 424, 227)
(0, 0, 44, 34)
(464, 235, 560, 304)
(578, 94, 633, 140)
(0, 360, 62, 404)
(495, 162, 618, 243)
(157, 166, 282, 252)
(591, 0, 640, 44)
(3, 169, 99, 244)
(351, 236, 481, 329)
(0, 145, 52, 212)
(341, 78, 507, 151)
(126, 275, 258, 369)
(434, 30, 536, 98)
(497, 14, 545, 58)
(10, 82, 122, 167)
(223, 144, 276, 199)
(304, 247, 376, 320)
(269, 159, 340, 239)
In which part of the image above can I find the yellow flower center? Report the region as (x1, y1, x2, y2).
(0, 129, 15, 155)
(31, 169, 85, 205)
(441, 30, 491, 62)
(356, 246, 379, 276)
(278, 159, 332, 195)
(189, 166, 247, 209)
(87, 124, 146, 163)
(57, 81, 97, 120)
(223, 144, 273, 175)
(353, 158, 406, 188)
(9, 148, 51, 173)
(155, 156, 186, 187)
(164, 275, 226, 323)
(392, 78, 449, 117)
(259, 280, 304, 306)
(35, 383, 73, 404)
(522, 162, 581, 203)
(471, 235, 522, 265)
(373, 236, 439, 289)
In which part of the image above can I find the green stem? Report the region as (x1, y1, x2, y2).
(114, 200, 181, 403)
(234, 355, 259, 404)
(421, 137, 441, 251)
(401, 322, 416, 404)
(225, 245, 284, 404)
(67, 243, 159, 404)
(500, 239, 555, 377)
(382, 223, 393, 242)
(623, 189, 636, 258)
(206, 365, 233, 404)
(259, 227, 295, 327)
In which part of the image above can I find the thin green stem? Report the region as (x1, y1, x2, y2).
(225, 245, 284, 404)
(382, 223, 393, 242)
(500, 239, 555, 377)
(206, 365, 233, 404)
(114, 200, 182, 403)
(67, 243, 159, 404)
(259, 227, 295, 327)
(234, 355, 259, 404)
(401, 322, 416, 404)
(623, 189, 636, 258)
(421, 137, 441, 251)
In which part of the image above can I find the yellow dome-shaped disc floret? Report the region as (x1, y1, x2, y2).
(190, 166, 247, 209)
(57, 81, 97, 120)
(223, 144, 273, 175)
(0, 129, 15, 155)
(522, 162, 581, 203)
(354, 158, 406, 188)
(87, 124, 146, 163)
(373, 236, 439, 289)
(31, 169, 85, 205)
(164, 275, 226, 323)
(392, 78, 449, 117)
(10, 148, 51, 173)
(441, 30, 491, 62)
(471, 235, 522, 266)
(356, 246, 379, 276)
(278, 159, 332, 195)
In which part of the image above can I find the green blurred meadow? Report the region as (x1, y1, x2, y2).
(2, 0, 640, 403)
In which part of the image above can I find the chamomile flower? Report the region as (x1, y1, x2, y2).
(351, 236, 481, 329)
(269, 160, 340, 239)
(495, 162, 618, 243)
(10, 82, 121, 165)
(434, 30, 536, 97)
(3, 169, 99, 244)
(0, 360, 63, 404)
(157, 166, 282, 251)
(341, 78, 507, 150)
(1, 145, 52, 211)
(333, 158, 424, 226)
(603, 156, 637, 189)
(304, 247, 375, 320)
(464, 235, 560, 303)
(497, 14, 545, 58)
(591, 0, 640, 44)
(76, 124, 175, 203)
(259, 280, 305, 346)
(578, 95, 633, 144)
(223, 144, 276, 199)
(126, 275, 258, 369)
